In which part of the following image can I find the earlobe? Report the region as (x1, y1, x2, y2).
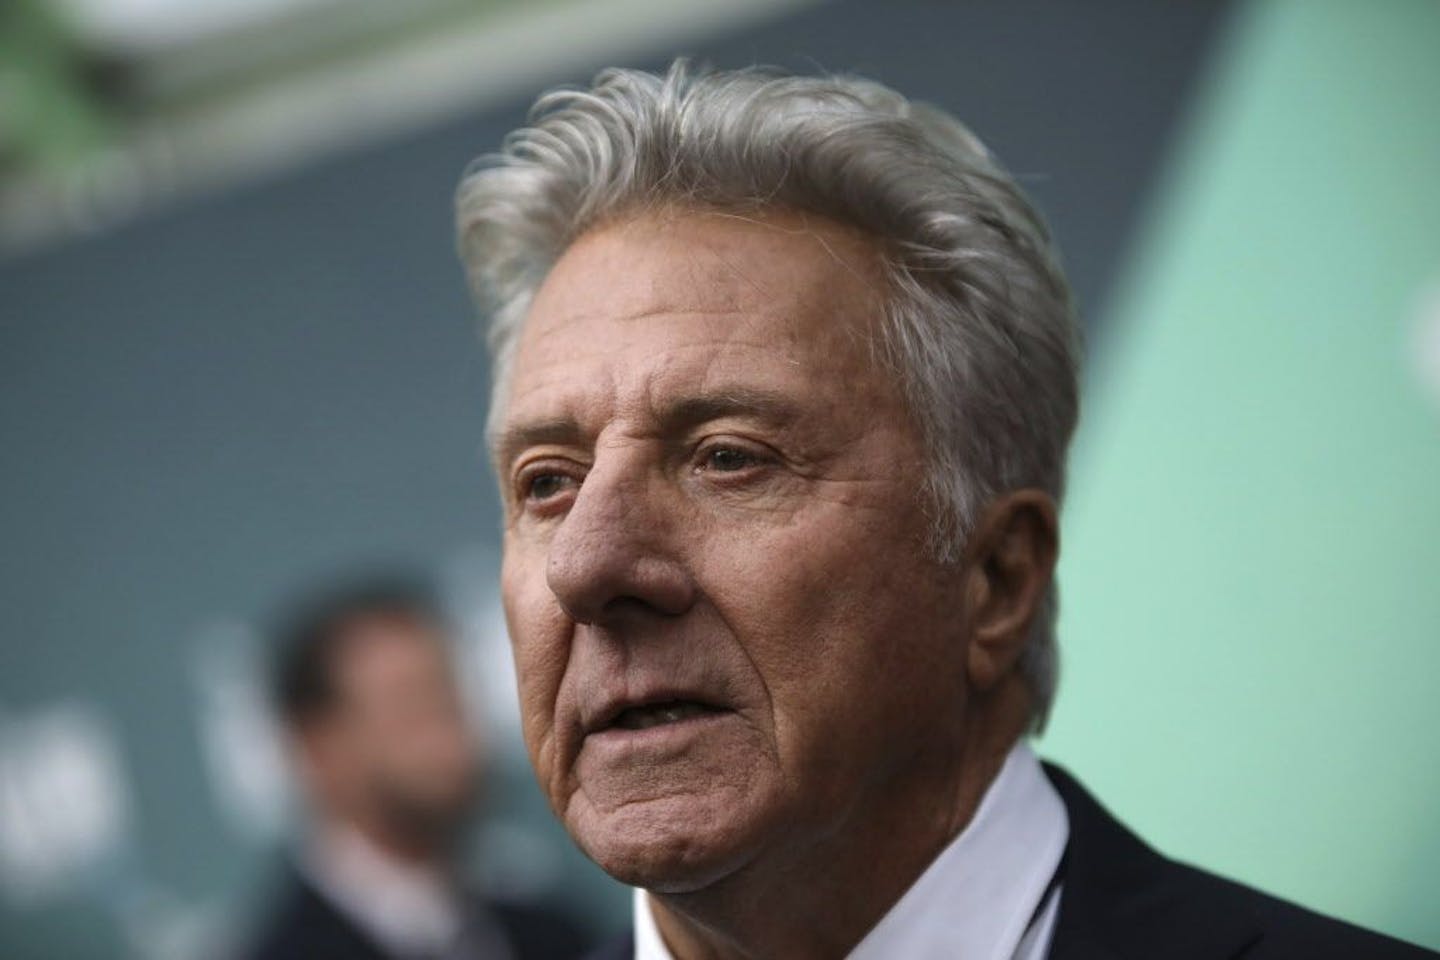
(963, 490, 1059, 692)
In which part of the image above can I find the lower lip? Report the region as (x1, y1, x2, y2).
(584, 710, 736, 751)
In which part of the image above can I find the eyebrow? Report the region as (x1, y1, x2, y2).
(493, 387, 804, 470)
(660, 388, 804, 432)
(492, 417, 581, 473)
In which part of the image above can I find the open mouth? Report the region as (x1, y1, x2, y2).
(607, 699, 726, 731)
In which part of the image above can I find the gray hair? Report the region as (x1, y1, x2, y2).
(455, 61, 1080, 731)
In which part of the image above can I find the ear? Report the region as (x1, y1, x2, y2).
(961, 489, 1059, 692)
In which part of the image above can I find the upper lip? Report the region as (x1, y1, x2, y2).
(583, 686, 730, 734)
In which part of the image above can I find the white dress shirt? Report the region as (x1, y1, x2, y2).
(634, 741, 1068, 960)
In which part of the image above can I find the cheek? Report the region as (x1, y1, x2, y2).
(711, 505, 911, 666)
(501, 551, 571, 777)
(706, 505, 957, 784)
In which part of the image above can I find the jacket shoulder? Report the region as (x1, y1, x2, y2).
(1043, 763, 1437, 959)
(1166, 854, 1433, 958)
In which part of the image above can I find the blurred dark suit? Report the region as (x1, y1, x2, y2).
(247, 863, 589, 960)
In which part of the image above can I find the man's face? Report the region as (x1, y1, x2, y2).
(496, 210, 972, 891)
(320, 617, 479, 842)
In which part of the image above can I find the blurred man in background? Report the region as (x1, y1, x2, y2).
(244, 578, 589, 960)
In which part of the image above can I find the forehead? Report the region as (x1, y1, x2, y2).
(499, 209, 891, 440)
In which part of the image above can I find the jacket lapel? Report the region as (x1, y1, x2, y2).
(1043, 764, 1263, 960)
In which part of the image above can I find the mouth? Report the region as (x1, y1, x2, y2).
(606, 699, 726, 731)
(584, 690, 735, 738)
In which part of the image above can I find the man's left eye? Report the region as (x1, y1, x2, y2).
(702, 446, 759, 472)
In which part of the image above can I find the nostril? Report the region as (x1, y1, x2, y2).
(547, 547, 696, 625)
(600, 594, 671, 622)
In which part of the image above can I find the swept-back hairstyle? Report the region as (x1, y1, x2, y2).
(455, 61, 1080, 730)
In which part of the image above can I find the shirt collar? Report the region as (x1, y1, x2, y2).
(633, 741, 1068, 960)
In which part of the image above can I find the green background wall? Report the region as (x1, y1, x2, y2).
(1046, 0, 1440, 948)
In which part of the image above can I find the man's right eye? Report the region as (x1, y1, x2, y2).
(524, 472, 575, 502)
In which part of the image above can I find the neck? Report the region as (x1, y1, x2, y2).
(650, 684, 1031, 960)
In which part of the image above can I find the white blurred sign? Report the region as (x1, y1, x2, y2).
(192, 620, 292, 843)
(0, 702, 130, 904)
(1412, 276, 1440, 416)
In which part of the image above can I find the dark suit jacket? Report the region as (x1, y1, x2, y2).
(583, 764, 1436, 959)
(244, 865, 591, 960)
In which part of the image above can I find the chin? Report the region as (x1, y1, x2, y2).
(568, 792, 768, 893)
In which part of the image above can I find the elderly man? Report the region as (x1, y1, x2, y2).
(455, 63, 1432, 960)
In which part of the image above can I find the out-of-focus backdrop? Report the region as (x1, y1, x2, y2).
(2, 0, 1437, 956)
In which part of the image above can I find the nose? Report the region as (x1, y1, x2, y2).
(545, 454, 697, 625)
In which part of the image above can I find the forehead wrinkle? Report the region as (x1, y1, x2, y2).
(527, 225, 760, 339)
(506, 312, 868, 454)
(650, 388, 807, 440)
(523, 211, 886, 362)
(699, 206, 887, 303)
(701, 232, 889, 382)
(493, 353, 617, 467)
(500, 209, 899, 469)
(493, 415, 583, 471)
(529, 211, 877, 344)
(500, 343, 811, 471)
(524, 305, 753, 345)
